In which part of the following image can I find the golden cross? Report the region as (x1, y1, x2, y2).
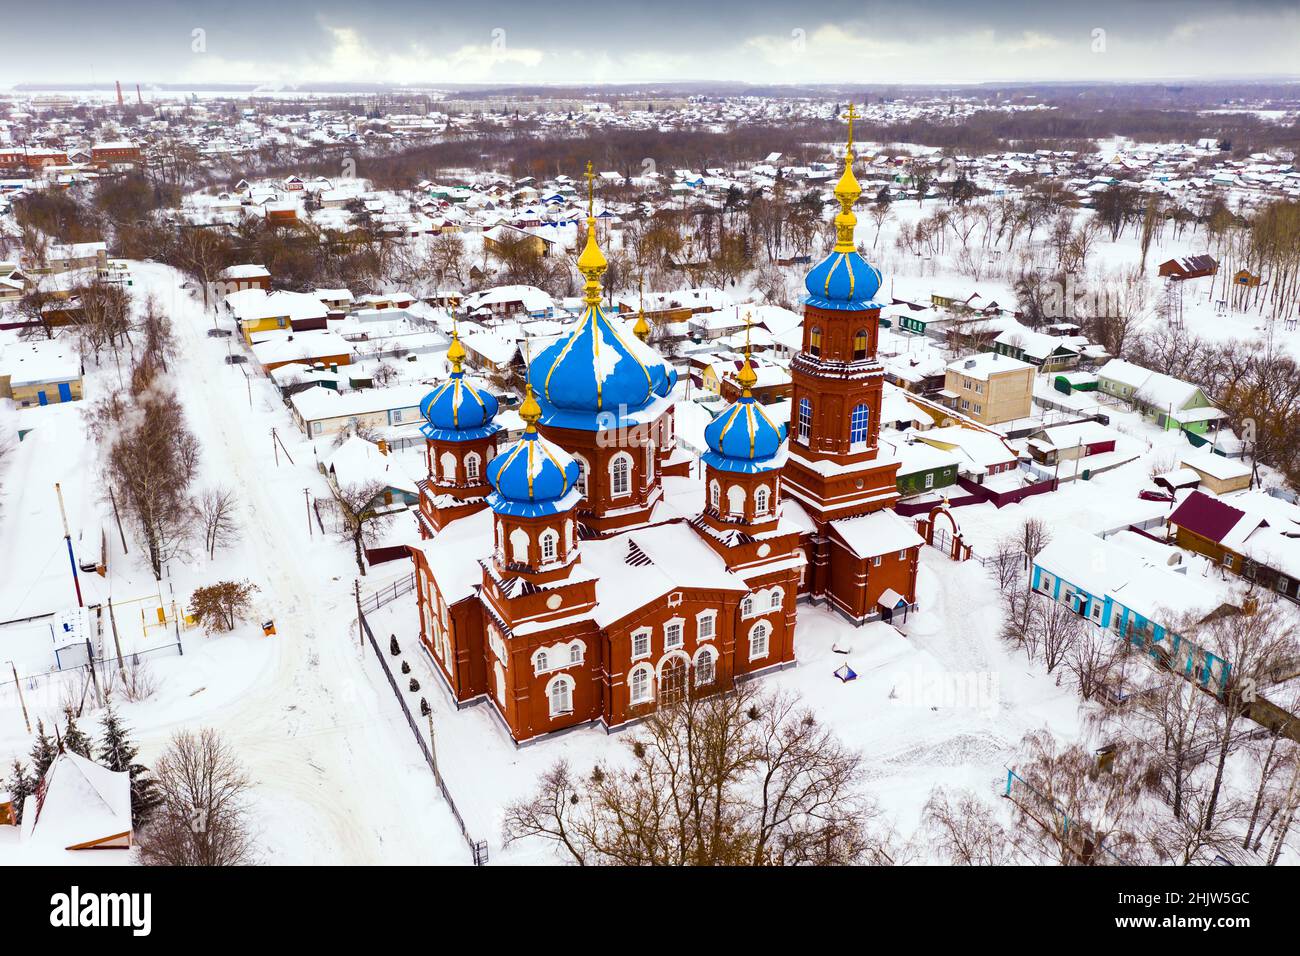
(584, 160, 595, 217)
(845, 103, 857, 151)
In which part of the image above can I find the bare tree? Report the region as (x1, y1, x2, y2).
(330, 480, 394, 576)
(137, 728, 256, 866)
(922, 787, 1014, 864)
(504, 685, 903, 866)
(196, 486, 241, 560)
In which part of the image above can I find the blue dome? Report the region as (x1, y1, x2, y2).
(804, 250, 883, 311)
(701, 396, 787, 473)
(419, 372, 501, 442)
(528, 304, 676, 427)
(486, 431, 581, 516)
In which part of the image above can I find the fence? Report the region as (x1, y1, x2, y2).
(359, 608, 487, 865)
(359, 571, 417, 615)
(1003, 767, 1129, 865)
(0, 637, 185, 702)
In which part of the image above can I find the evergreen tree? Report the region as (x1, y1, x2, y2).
(29, 720, 57, 780)
(62, 708, 93, 759)
(6, 760, 34, 824)
(98, 697, 161, 824)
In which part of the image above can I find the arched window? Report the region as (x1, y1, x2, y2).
(694, 647, 716, 687)
(709, 479, 721, 511)
(809, 326, 822, 357)
(629, 665, 653, 704)
(569, 643, 584, 665)
(797, 398, 812, 444)
(465, 451, 481, 482)
(573, 453, 589, 497)
(509, 527, 530, 565)
(727, 484, 746, 516)
(850, 403, 870, 445)
(768, 586, 785, 610)
(495, 521, 505, 557)
(754, 485, 770, 516)
(539, 528, 559, 563)
(749, 621, 771, 660)
(565, 519, 574, 551)
(440, 450, 457, 481)
(853, 328, 868, 361)
(609, 452, 632, 498)
(535, 651, 549, 674)
(549, 676, 573, 716)
(741, 594, 755, 617)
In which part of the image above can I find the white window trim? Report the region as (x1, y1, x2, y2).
(609, 451, 634, 499)
(663, 616, 685, 650)
(696, 610, 717, 641)
(748, 620, 771, 661)
(631, 626, 653, 661)
(546, 674, 574, 717)
(629, 663, 654, 704)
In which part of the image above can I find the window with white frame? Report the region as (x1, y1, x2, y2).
(850, 403, 870, 445)
(709, 479, 721, 511)
(754, 485, 770, 516)
(768, 586, 784, 611)
(741, 594, 755, 617)
(573, 453, 589, 497)
(549, 676, 573, 716)
(695, 647, 716, 687)
(539, 528, 559, 563)
(440, 450, 457, 480)
(727, 484, 746, 516)
(749, 621, 771, 660)
(664, 619, 684, 650)
(696, 610, 716, 641)
(631, 628, 652, 660)
(509, 527, 530, 564)
(797, 397, 812, 444)
(534, 650, 549, 675)
(610, 452, 632, 497)
(629, 665, 653, 704)
(465, 451, 481, 482)
(569, 643, 584, 665)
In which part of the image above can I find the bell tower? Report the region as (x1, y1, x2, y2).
(783, 104, 900, 524)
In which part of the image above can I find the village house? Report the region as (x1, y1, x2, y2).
(1179, 451, 1253, 495)
(1157, 254, 1218, 280)
(1032, 526, 1234, 694)
(18, 751, 133, 851)
(225, 288, 330, 344)
(1168, 489, 1300, 602)
(0, 339, 83, 406)
(1025, 420, 1118, 467)
(1096, 359, 1225, 434)
(323, 435, 419, 512)
(289, 382, 431, 437)
(250, 329, 353, 373)
(942, 352, 1035, 425)
(220, 263, 272, 292)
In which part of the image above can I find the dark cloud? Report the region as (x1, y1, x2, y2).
(4, 0, 1297, 85)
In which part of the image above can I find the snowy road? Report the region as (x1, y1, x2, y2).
(128, 262, 465, 864)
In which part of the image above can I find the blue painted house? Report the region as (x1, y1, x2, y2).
(1032, 527, 1233, 694)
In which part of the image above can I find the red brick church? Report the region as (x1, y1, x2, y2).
(408, 128, 921, 743)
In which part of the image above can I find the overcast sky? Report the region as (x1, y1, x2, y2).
(6, 0, 1299, 88)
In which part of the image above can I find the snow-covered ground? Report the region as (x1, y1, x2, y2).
(1, 261, 466, 864)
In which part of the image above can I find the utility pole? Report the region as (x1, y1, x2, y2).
(7, 660, 30, 733)
(55, 483, 83, 607)
(107, 485, 129, 555)
(354, 579, 364, 650)
(427, 709, 438, 775)
(304, 488, 313, 537)
(108, 597, 127, 687)
(271, 428, 279, 466)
